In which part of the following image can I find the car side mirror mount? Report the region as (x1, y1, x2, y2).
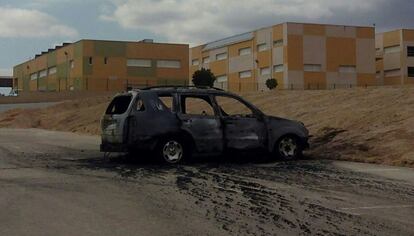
(255, 112, 265, 121)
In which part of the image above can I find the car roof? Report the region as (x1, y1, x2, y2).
(116, 86, 263, 114)
(128, 86, 236, 96)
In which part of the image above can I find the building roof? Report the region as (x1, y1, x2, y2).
(192, 21, 375, 50)
(202, 32, 254, 51)
(376, 28, 414, 35)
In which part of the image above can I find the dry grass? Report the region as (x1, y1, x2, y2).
(1, 86, 413, 167)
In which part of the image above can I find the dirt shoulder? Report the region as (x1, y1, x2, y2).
(0, 91, 115, 104)
(0, 86, 413, 167)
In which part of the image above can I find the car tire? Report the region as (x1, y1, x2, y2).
(274, 135, 303, 160)
(157, 137, 187, 164)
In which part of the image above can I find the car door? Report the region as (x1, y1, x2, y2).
(126, 94, 149, 145)
(214, 95, 267, 150)
(177, 94, 223, 154)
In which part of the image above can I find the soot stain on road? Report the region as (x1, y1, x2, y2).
(169, 162, 347, 235)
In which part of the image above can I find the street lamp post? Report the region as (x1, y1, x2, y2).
(64, 51, 69, 91)
(26, 65, 30, 92)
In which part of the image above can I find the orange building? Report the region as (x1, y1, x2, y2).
(13, 39, 189, 92)
(190, 22, 376, 92)
(376, 29, 414, 85)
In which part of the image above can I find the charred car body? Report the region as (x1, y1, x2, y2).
(101, 86, 309, 164)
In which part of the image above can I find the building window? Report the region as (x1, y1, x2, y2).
(239, 70, 252, 78)
(257, 43, 268, 52)
(304, 64, 322, 72)
(70, 60, 74, 69)
(88, 57, 93, 65)
(191, 59, 199, 66)
(30, 73, 38, 80)
(239, 47, 252, 56)
(202, 56, 210, 64)
(408, 47, 414, 57)
(104, 57, 108, 64)
(339, 65, 356, 73)
(157, 60, 181, 68)
(408, 67, 414, 77)
(39, 69, 47, 78)
(274, 39, 283, 47)
(384, 69, 401, 77)
(273, 64, 284, 73)
(127, 59, 152, 67)
(384, 45, 400, 54)
(216, 75, 228, 82)
(260, 67, 270, 75)
(216, 52, 227, 61)
(48, 66, 57, 75)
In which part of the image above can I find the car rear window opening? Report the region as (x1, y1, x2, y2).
(106, 95, 132, 114)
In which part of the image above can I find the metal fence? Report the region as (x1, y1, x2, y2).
(16, 76, 413, 93)
(74, 79, 412, 92)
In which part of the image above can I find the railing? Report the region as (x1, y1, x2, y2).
(13, 77, 414, 93)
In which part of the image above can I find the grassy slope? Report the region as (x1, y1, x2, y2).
(1, 87, 413, 167)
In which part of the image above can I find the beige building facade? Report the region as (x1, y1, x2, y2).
(376, 29, 414, 85)
(190, 22, 377, 92)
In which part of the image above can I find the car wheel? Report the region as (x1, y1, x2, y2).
(275, 135, 302, 160)
(158, 138, 186, 164)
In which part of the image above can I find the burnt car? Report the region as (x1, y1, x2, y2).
(101, 86, 309, 164)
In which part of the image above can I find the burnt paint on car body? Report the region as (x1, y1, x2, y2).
(100, 87, 309, 158)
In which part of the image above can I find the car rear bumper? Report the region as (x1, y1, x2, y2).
(100, 142, 128, 153)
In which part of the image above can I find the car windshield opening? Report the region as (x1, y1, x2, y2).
(215, 96, 254, 117)
(106, 95, 132, 114)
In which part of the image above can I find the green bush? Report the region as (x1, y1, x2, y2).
(192, 68, 216, 87)
(266, 78, 278, 90)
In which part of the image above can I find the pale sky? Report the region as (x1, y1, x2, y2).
(0, 0, 413, 76)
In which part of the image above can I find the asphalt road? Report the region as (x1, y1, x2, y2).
(0, 128, 413, 236)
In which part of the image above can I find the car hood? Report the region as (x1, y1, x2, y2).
(266, 115, 299, 124)
(265, 115, 308, 134)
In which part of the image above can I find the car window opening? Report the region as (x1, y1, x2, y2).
(136, 98, 145, 111)
(158, 95, 174, 112)
(181, 95, 215, 116)
(105, 95, 132, 114)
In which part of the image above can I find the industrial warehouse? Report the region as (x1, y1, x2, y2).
(12, 39, 189, 92)
(11, 22, 414, 93)
(191, 22, 377, 92)
(376, 29, 414, 85)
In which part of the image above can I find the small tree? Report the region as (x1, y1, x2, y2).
(266, 78, 278, 90)
(192, 68, 216, 87)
